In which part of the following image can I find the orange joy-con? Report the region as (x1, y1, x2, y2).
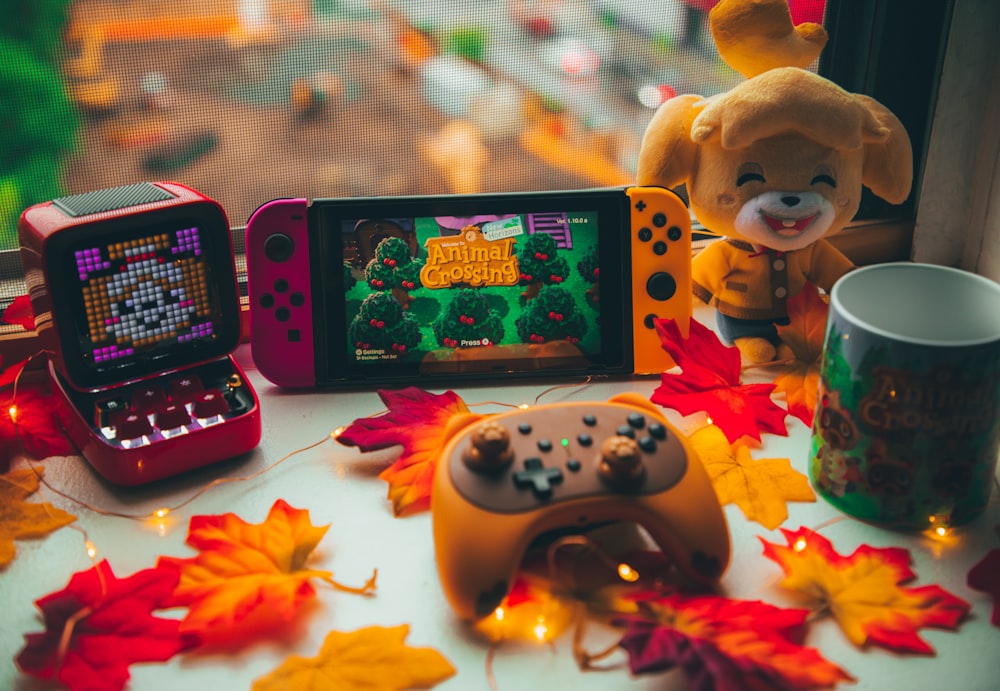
(626, 186, 692, 374)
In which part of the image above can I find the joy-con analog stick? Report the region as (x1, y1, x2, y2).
(264, 233, 294, 262)
(462, 420, 514, 472)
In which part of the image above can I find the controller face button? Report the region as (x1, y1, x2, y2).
(577, 433, 593, 447)
(290, 292, 305, 307)
(638, 227, 653, 242)
(274, 278, 289, 293)
(647, 272, 678, 301)
(537, 439, 553, 452)
(259, 294, 274, 309)
(263, 233, 294, 262)
(598, 435, 646, 488)
(616, 425, 636, 439)
(566, 459, 582, 472)
(653, 241, 667, 256)
(627, 412, 646, 429)
(583, 414, 597, 427)
(638, 436, 657, 453)
(463, 420, 514, 473)
(513, 458, 564, 498)
(652, 212, 667, 227)
(667, 225, 683, 241)
(275, 307, 291, 322)
(518, 422, 533, 435)
(649, 423, 667, 440)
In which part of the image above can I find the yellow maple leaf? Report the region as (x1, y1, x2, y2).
(774, 282, 828, 424)
(0, 467, 76, 567)
(159, 499, 376, 636)
(762, 528, 970, 653)
(252, 624, 456, 691)
(691, 425, 815, 530)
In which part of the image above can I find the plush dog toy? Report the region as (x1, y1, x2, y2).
(637, 0, 913, 364)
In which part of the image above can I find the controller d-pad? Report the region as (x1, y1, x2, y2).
(634, 200, 647, 211)
(647, 272, 677, 301)
(513, 458, 563, 499)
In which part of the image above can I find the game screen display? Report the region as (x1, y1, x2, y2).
(56, 221, 235, 387)
(331, 200, 627, 377)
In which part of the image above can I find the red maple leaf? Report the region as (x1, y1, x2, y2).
(615, 593, 853, 690)
(3, 294, 36, 331)
(336, 387, 478, 516)
(967, 548, 1000, 627)
(651, 318, 788, 443)
(16, 560, 198, 691)
(2, 378, 76, 467)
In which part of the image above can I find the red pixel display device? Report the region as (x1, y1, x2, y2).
(18, 181, 261, 485)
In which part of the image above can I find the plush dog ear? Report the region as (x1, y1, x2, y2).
(636, 94, 704, 188)
(857, 94, 914, 205)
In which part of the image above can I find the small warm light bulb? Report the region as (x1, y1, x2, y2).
(617, 563, 639, 582)
(935, 526, 949, 538)
(8, 405, 17, 422)
(493, 607, 505, 622)
(793, 537, 808, 552)
(533, 616, 548, 642)
(518, 403, 531, 410)
(153, 508, 170, 519)
(85, 540, 98, 559)
(331, 426, 346, 439)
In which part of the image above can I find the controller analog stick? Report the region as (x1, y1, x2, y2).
(462, 421, 514, 472)
(598, 435, 646, 487)
(264, 233, 294, 262)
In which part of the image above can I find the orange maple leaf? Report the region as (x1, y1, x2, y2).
(761, 527, 970, 653)
(690, 425, 815, 530)
(0, 467, 76, 567)
(336, 387, 479, 516)
(774, 283, 829, 424)
(251, 624, 456, 691)
(158, 499, 376, 638)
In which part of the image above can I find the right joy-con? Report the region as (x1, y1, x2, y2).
(626, 186, 692, 374)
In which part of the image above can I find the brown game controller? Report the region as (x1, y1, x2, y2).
(430, 392, 731, 621)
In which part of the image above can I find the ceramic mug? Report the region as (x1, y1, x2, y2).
(809, 262, 1000, 530)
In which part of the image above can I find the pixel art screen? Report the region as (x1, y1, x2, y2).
(340, 209, 604, 372)
(71, 226, 219, 371)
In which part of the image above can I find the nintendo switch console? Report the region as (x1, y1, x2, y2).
(430, 392, 730, 621)
(18, 181, 261, 485)
(245, 186, 691, 388)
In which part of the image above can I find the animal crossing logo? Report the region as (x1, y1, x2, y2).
(420, 226, 520, 289)
(859, 366, 996, 437)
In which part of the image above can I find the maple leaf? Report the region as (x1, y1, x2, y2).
(690, 425, 815, 530)
(615, 593, 853, 691)
(158, 499, 376, 638)
(967, 548, 1000, 627)
(761, 527, 970, 653)
(16, 560, 198, 691)
(251, 624, 456, 691)
(336, 387, 478, 516)
(773, 283, 828, 424)
(0, 467, 76, 567)
(2, 386, 77, 465)
(651, 318, 788, 443)
(3, 294, 36, 331)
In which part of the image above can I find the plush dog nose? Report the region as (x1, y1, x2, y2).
(781, 195, 801, 207)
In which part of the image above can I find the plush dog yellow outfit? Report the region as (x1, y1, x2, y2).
(637, 0, 913, 363)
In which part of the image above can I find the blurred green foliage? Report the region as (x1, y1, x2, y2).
(0, 0, 79, 250)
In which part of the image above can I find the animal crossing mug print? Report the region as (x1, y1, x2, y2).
(810, 263, 1000, 530)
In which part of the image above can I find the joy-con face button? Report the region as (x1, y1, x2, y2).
(275, 307, 291, 322)
(264, 233, 294, 262)
(652, 212, 667, 227)
(290, 292, 306, 307)
(653, 240, 668, 255)
(274, 278, 289, 293)
(638, 227, 653, 242)
(259, 294, 275, 308)
(647, 271, 678, 301)
(667, 225, 683, 241)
